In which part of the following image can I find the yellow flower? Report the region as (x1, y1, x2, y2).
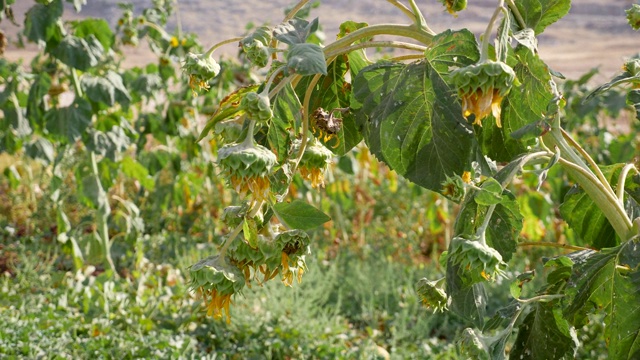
(170, 36, 179, 48)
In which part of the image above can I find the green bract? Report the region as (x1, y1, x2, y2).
(450, 60, 516, 127)
(240, 91, 273, 122)
(448, 236, 506, 285)
(217, 142, 277, 200)
(416, 278, 448, 312)
(626, 4, 640, 30)
(182, 52, 221, 92)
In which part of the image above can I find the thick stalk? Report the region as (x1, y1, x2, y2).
(616, 164, 639, 205)
(324, 40, 426, 59)
(91, 152, 117, 275)
(543, 131, 633, 240)
(480, 0, 505, 62)
(323, 24, 434, 55)
(518, 242, 590, 252)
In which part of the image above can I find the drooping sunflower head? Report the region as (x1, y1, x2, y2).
(450, 60, 516, 127)
(217, 142, 277, 201)
(182, 52, 221, 93)
(275, 230, 310, 286)
(626, 4, 640, 30)
(416, 278, 448, 312)
(292, 138, 334, 188)
(188, 256, 245, 323)
(447, 236, 506, 285)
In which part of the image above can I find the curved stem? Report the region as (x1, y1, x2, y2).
(543, 126, 633, 240)
(205, 37, 243, 58)
(518, 242, 591, 252)
(560, 128, 612, 195)
(388, 54, 425, 62)
(323, 24, 434, 55)
(283, 0, 310, 22)
(617, 164, 639, 205)
(324, 40, 427, 59)
(262, 66, 286, 96)
(407, 0, 435, 34)
(518, 294, 565, 304)
(293, 73, 323, 173)
(476, 204, 496, 246)
(141, 21, 171, 39)
(386, 0, 416, 22)
(480, 0, 505, 62)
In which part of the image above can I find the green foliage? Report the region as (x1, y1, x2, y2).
(2, 0, 640, 358)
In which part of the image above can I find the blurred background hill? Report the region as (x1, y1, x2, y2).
(2, 0, 638, 79)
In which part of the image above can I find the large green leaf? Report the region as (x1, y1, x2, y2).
(510, 302, 579, 359)
(350, 29, 480, 193)
(351, 62, 461, 190)
(272, 200, 331, 230)
(81, 71, 131, 108)
(296, 55, 362, 155)
(45, 98, 92, 144)
(71, 18, 114, 50)
(23, 0, 64, 48)
(564, 242, 640, 359)
(477, 47, 553, 161)
(273, 18, 319, 45)
(51, 35, 104, 71)
(514, 0, 571, 34)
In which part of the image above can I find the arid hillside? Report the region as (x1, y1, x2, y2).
(2, 0, 638, 79)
